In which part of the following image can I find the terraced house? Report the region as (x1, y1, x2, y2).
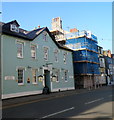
(0, 20, 75, 99)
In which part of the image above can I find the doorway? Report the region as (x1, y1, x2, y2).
(44, 70, 51, 91)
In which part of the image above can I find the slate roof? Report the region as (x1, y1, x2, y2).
(1, 20, 73, 52)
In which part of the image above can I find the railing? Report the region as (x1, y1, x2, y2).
(65, 42, 98, 52)
(65, 30, 97, 42)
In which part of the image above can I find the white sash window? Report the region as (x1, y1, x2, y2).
(17, 42, 23, 58)
(44, 47, 48, 61)
(18, 68, 24, 85)
(31, 44, 36, 59)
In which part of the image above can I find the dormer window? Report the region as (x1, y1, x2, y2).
(10, 24, 19, 33)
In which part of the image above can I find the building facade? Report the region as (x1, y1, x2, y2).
(50, 17, 101, 89)
(104, 55, 113, 85)
(65, 31, 100, 89)
(1, 20, 75, 99)
(102, 50, 114, 85)
(50, 17, 68, 45)
(97, 46, 106, 85)
(111, 54, 114, 84)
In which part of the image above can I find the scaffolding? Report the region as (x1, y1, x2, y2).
(65, 30, 97, 42)
(65, 30, 100, 89)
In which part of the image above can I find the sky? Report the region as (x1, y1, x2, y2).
(1, 2, 112, 53)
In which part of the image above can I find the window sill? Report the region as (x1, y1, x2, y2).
(18, 83, 24, 86)
(17, 56, 24, 59)
(32, 83, 38, 85)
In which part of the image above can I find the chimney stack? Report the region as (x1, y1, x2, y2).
(38, 25, 40, 28)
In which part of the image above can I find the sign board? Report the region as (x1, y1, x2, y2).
(5, 76, 15, 80)
(48, 65, 52, 71)
(38, 77, 43, 82)
(52, 77, 57, 81)
(69, 76, 73, 79)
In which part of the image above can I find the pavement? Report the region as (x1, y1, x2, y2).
(2, 85, 112, 109)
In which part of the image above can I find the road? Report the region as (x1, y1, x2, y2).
(2, 86, 114, 119)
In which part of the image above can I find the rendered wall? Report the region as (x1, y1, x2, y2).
(1, 31, 75, 99)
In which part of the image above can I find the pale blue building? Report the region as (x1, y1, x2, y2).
(1, 20, 75, 99)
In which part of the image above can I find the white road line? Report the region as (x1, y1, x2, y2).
(42, 107, 75, 118)
(85, 98, 104, 105)
(108, 95, 112, 97)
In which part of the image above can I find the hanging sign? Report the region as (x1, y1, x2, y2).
(38, 75, 43, 82)
(52, 75, 57, 81)
(27, 77, 30, 83)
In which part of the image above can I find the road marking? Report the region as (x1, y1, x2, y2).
(2, 86, 110, 110)
(108, 95, 112, 97)
(2, 90, 92, 109)
(42, 107, 75, 118)
(85, 98, 104, 105)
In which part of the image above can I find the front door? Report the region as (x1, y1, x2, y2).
(44, 70, 51, 91)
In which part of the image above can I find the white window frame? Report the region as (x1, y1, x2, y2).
(31, 44, 37, 59)
(17, 42, 23, 58)
(63, 52, 67, 64)
(17, 68, 24, 85)
(32, 69, 37, 84)
(10, 24, 19, 33)
(64, 70, 68, 82)
(54, 49, 59, 62)
(44, 47, 49, 61)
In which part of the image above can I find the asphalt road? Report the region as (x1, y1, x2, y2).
(2, 86, 114, 119)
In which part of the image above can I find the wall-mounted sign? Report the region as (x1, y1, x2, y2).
(5, 76, 15, 80)
(48, 65, 52, 71)
(69, 76, 73, 79)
